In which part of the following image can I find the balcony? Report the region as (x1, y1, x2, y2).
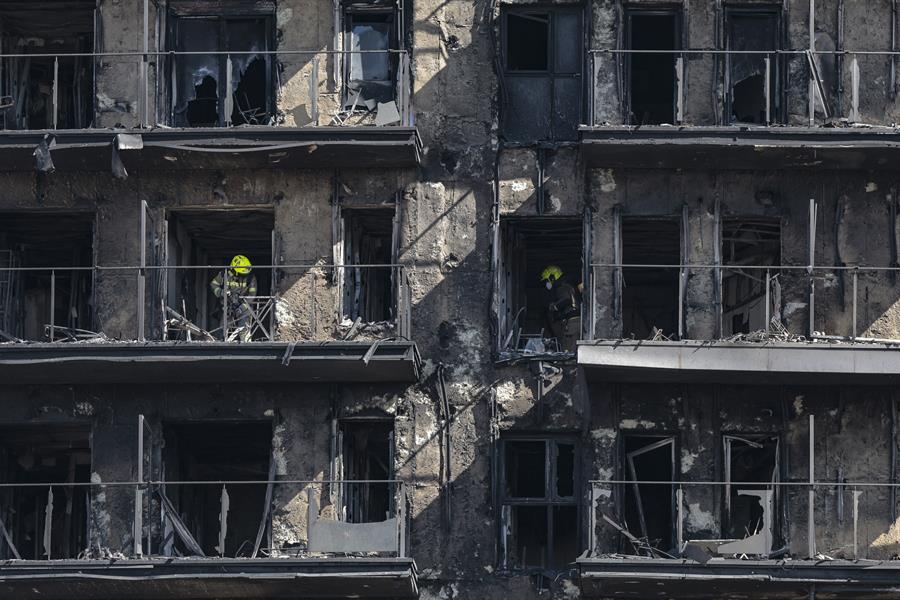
(0, 49, 419, 173)
(0, 262, 419, 384)
(583, 48, 900, 171)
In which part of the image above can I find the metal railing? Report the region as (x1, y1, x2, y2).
(587, 417, 892, 561)
(0, 478, 408, 560)
(586, 261, 900, 343)
(0, 48, 413, 130)
(588, 48, 900, 127)
(0, 263, 412, 344)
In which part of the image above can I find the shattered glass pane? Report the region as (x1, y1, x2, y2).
(175, 18, 220, 126)
(350, 23, 391, 82)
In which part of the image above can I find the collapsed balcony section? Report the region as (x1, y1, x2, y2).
(0, 0, 96, 130)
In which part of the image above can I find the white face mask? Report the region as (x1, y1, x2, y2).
(545, 281, 553, 290)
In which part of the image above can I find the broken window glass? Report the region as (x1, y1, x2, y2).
(724, 435, 778, 542)
(171, 16, 272, 127)
(721, 218, 781, 336)
(0, 425, 91, 560)
(342, 208, 395, 323)
(623, 436, 675, 552)
(627, 12, 680, 125)
(499, 219, 583, 353)
(501, 8, 582, 142)
(344, 11, 397, 109)
(500, 438, 578, 570)
(621, 218, 680, 339)
(727, 11, 779, 124)
(340, 420, 394, 523)
(0, 212, 95, 341)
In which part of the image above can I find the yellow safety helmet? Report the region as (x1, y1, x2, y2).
(540, 265, 563, 283)
(230, 254, 252, 275)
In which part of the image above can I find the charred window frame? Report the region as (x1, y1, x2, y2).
(724, 7, 783, 125)
(620, 435, 676, 553)
(722, 434, 780, 549)
(342, 4, 401, 109)
(340, 207, 398, 324)
(500, 7, 583, 143)
(336, 418, 395, 524)
(624, 7, 682, 125)
(499, 437, 578, 570)
(720, 217, 781, 336)
(166, 11, 275, 127)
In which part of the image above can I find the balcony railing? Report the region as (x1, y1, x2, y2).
(586, 262, 900, 343)
(0, 478, 408, 560)
(0, 49, 412, 130)
(588, 48, 900, 127)
(0, 263, 412, 344)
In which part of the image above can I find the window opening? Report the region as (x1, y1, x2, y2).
(727, 10, 780, 124)
(0, 425, 91, 560)
(161, 421, 272, 557)
(344, 9, 398, 110)
(626, 12, 679, 125)
(499, 219, 583, 353)
(169, 16, 273, 127)
(340, 420, 394, 523)
(165, 209, 273, 341)
(500, 438, 577, 570)
(721, 218, 781, 336)
(621, 218, 680, 339)
(623, 436, 675, 553)
(0, 212, 94, 341)
(343, 209, 395, 323)
(501, 8, 582, 142)
(723, 435, 778, 544)
(0, 2, 95, 129)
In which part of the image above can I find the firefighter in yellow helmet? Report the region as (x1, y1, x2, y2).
(210, 255, 258, 341)
(540, 265, 581, 349)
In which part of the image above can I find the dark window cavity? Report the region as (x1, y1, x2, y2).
(721, 218, 781, 336)
(500, 438, 578, 570)
(501, 8, 583, 142)
(340, 420, 394, 523)
(342, 208, 396, 323)
(0, 425, 91, 560)
(723, 435, 779, 544)
(623, 436, 675, 553)
(498, 218, 584, 353)
(621, 218, 681, 339)
(169, 15, 273, 127)
(0, 2, 95, 129)
(161, 421, 273, 557)
(626, 12, 680, 125)
(726, 10, 780, 124)
(0, 212, 95, 341)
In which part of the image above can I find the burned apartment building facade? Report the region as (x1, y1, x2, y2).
(5, 0, 900, 599)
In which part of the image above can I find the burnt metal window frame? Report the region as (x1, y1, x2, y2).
(618, 433, 677, 552)
(498, 436, 579, 571)
(333, 416, 396, 524)
(342, 3, 402, 109)
(164, 11, 276, 127)
(623, 6, 683, 126)
(723, 5, 784, 125)
(499, 5, 584, 143)
(722, 433, 782, 544)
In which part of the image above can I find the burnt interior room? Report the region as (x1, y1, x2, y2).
(722, 218, 781, 336)
(727, 10, 779, 124)
(165, 209, 273, 338)
(725, 435, 778, 541)
(344, 2, 399, 109)
(169, 13, 273, 127)
(0, 212, 94, 341)
(0, 425, 91, 560)
(623, 436, 675, 553)
(340, 419, 393, 523)
(0, 0, 95, 129)
(500, 219, 583, 352)
(162, 421, 272, 557)
(627, 12, 679, 125)
(621, 218, 680, 339)
(502, 439, 577, 569)
(343, 208, 395, 323)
